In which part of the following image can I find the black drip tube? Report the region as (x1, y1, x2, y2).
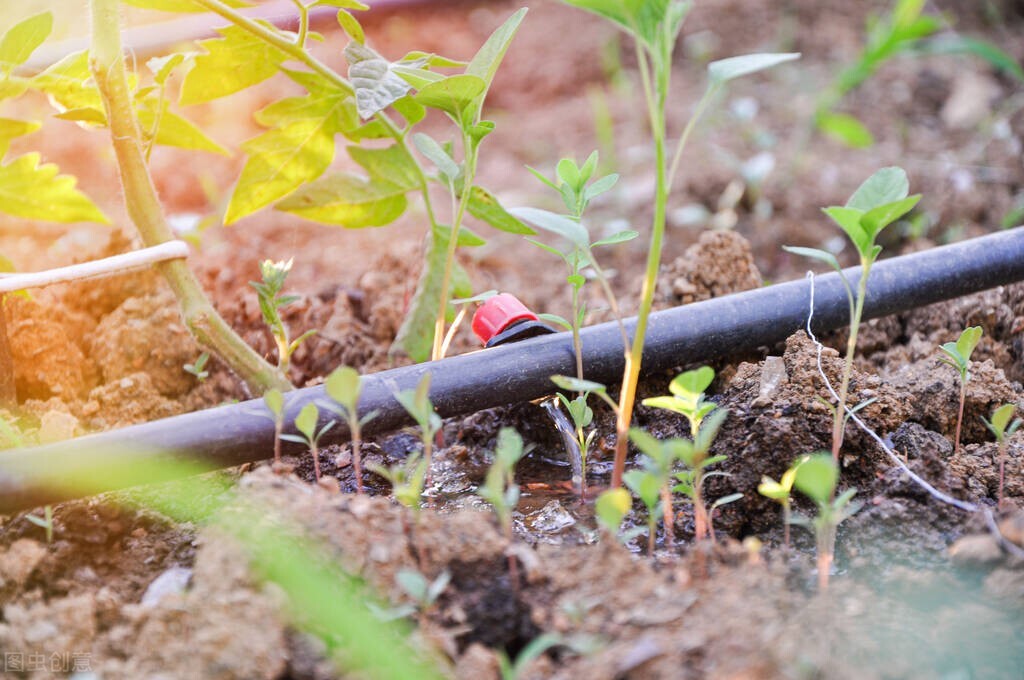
(1, 227, 1022, 512)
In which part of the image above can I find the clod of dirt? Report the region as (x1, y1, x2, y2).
(0, 539, 46, 592)
(90, 293, 201, 397)
(78, 372, 184, 429)
(655, 229, 763, 308)
(0, 593, 97, 668)
(5, 295, 91, 401)
(948, 436, 1024, 505)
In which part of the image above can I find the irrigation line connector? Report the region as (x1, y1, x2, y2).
(0, 240, 190, 294)
(804, 271, 979, 513)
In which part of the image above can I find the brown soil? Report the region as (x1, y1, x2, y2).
(2, 0, 1024, 678)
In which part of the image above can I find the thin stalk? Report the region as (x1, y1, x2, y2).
(438, 305, 468, 359)
(998, 440, 1006, 510)
(349, 415, 364, 494)
(666, 86, 716, 190)
(817, 526, 834, 590)
(782, 501, 791, 550)
(310, 440, 321, 481)
(588, 259, 630, 353)
(90, 0, 291, 395)
(954, 378, 966, 457)
(571, 277, 584, 382)
(660, 483, 674, 546)
(272, 414, 283, 465)
(831, 266, 870, 459)
(291, 0, 310, 48)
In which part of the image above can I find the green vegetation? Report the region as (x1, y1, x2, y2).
(262, 387, 286, 466)
(476, 427, 526, 540)
(325, 365, 377, 493)
(250, 258, 316, 375)
(758, 459, 802, 550)
(982, 403, 1022, 510)
(938, 326, 983, 457)
(281, 402, 335, 481)
(183, 351, 211, 382)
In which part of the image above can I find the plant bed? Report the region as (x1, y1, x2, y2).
(1, 0, 1023, 678)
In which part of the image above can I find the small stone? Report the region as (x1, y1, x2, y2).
(141, 566, 192, 607)
(949, 534, 1003, 567)
(752, 355, 787, 407)
(38, 410, 78, 444)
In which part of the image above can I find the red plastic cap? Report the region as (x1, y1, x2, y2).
(471, 293, 539, 345)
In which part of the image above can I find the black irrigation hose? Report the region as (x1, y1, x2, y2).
(1, 227, 1023, 513)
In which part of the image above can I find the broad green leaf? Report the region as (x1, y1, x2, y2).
(136, 98, 229, 155)
(640, 395, 685, 415)
(822, 206, 869, 256)
(708, 52, 800, 84)
(668, 366, 714, 402)
(0, 118, 40, 157)
(592, 229, 638, 247)
(326, 366, 361, 412)
(294, 402, 319, 440)
(345, 43, 411, 119)
(955, 326, 983, 361)
(348, 144, 420, 191)
(392, 96, 426, 126)
(782, 245, 843, 273)
(792, 453, 837, 505)
(988, 403, 1017, 436)
(227, 94, 351, 223)
(861, 194, 920, 236)
(180, 25, 287, 105)
(391, 64, 444, 90)
(695, 406, 728, 453)
(0, 12, 52, 70)
(551, 375, 607, 393)
(560, 0, 630, 34)
(510, 207, 589, 250)
(0, 153, 108, 223)
(846, 166, 909, 211)
(263, 388, 284, 417)
(336, 10, 365, 44)
(413, 74, 485, 119)
(623, 469, 661, 509)
(122, 0, 251, 11)
(816, 111, 874, 148)
(464, 8, 527, 118)
(276, 173, 408, 228)
(54, 108, 107, 124)
(893, 0, 926, 26)
(595, 487, 631, 533)
(467, 186, 534, 235)
(32, 50, 103, 115)
(412, 132, 460, 180)
(557, 158, 581, 190)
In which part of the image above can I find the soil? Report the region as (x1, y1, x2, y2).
(2, 0, 1024, 678)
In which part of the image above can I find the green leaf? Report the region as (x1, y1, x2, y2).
(510, 207, 589, 250)
(263, 388, 284, 417)
(31, 50, 103, 115)
(816, 111, 874, 148)
(180, 25, 288, 105)
(551, 375, 607, 393)
(312, 0, 369, 9)
(792, 453, 837, 505)
(348, 143, 420, 191)
(668, 366, 714, 403)
(294, 402, 319, 440)
(147, 53, 188, 85)
(0, 12, 52, 70)
(711, 492, 743, 510)
(391, 96, 426, 126)
(781, 245, 842, 273)
(623, 469, 661, 510)
(413, 74, 486, 119)
(538, 313, 571, 330)
(336, 10, 365, 44)
(694, 406, 728, 453)
(595, 487, 632, 533)
(557, 158, 581, 190)
(822, 206, 870, 256)
(0, 118, 41, 157)
(326, 366, 361, 412)
(846, 166, 910, 212)
(464, 8, 527, 118)
(955, 326, 983, 362)
(592, 229, 638, 247)
(122, 0, 251, 11)
(708, 52, 800, 84)
(584, 173, 619, 202)
(345, 43, 411, 119)
(467, 186, 534, 235)
(560, 0, 631, 35)
(412, 132, 460, 180)
(276, 173, 408, 228)
(433, 223, 485, 248)
(226, 93, 352, 223)
(758, 476, 789, 501)
(136, 98, 229, 155)
(0, 153, 108, 223)
(919, 35, 1024, 83)
(861, 194, 920, 237)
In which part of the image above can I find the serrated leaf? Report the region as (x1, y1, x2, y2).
(136, 97, 229, 155)
(708, 52, 800, 84)
(467, 186, 534, 235)
(122, 0, 251, 11)
(276, 173, 408, 228)
(0, 118, 41, 157)
(32, 50, 103, 114)
(180, 25, 287, 105)
(348, 144, 420, 191)
(413, 74, 485, 119)
(0, 153, 108, 223)
(412, 132, 459, 180)
(0, 12, 52, 70)
(846, 166, 910, 211)
(816, 111, 874, 148)
(346, 42, 411, 119)
(510, 207, 589, 250)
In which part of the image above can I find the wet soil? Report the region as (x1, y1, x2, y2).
(2, 0, 1024, 678)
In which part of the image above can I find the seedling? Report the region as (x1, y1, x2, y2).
(758, 457, 806, 550)
(370, 452, 429, 522)
(395, 567, 451, 620)
(498, 633, 564, 680)
(325, 366, 378, 493)
(563, 0, 797, 490)
(938, 326, 983, 457)
(395, 373, 443, 490)
(250, 259, 316, 375)
(594, 487, 633, 539)
(25, 505, 54, 544)
(263, 388, 285, 466)
(785, 166, 921, 460)
(790, 453, 862, 590)
(982, 403, 1022, 510)
(183, 352, 210, 382)
(280, 402, 335, 482)
(476, 428, 526, 539)
(550, 375, 621, 499)
(623, 459, 665, 556)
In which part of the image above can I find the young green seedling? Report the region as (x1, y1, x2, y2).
(263, 388, 285, 466)
(594, 487, 633, 540)
(25, 505, 54, 544)
(250, 259, 316, 375)
(498, 633, 564, 680)
(550, 375, 621, 499)
(562, 0, 798, 490)
(183, 352, 210, 382)
(758, 457, 806, 550)
(395, 373, 443, 491)
(790, 453, 862, 590)
(325, 366, 377, 493)
(280, 402, 335, 482)
(394, 567, 451, 622)
(371, 452, 429, 522)
(982, 403, 1022, 510)
(785, 166, 921, 460)
(938, 326, 983, 457)
(622, 456, 666, 556)
(476, 427, 526, 539)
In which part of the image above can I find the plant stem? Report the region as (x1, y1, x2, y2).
(954, 378, 966, 457)
(90, 0, 291, 395)
(350, 415, 364, 494)
(273, 415, 283, 465)
(660, 483, 674, 546)
(831, 265, 869, 460)
(311, 440, 321, 481)
(998, 440, 1006, 510)
(782, 502, 791, 550)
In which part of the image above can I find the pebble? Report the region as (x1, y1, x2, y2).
(140, 566, 193, 607)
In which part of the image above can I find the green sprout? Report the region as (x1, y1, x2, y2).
(25, 505, 54, 544)
(785, 166, 921, 460)
(594, 487, 633, 540)
(938, 326, 983, 457)
(498, 633, 564, 680)
(550, 375, 621, 499)
(263, 388, 285, 466)
(394, 568, 451, 622)
(476, 427, 526, 540)
(622, 454, 665, 556)
(281, 402, 335, 482)
(371, 453, 429, 523)
(395, 373, 443, 492)
(250, 258, 316, 375)
(561, 0, 798, 491)
(325, 366, 378, 494)
(981, 403, 1022, 510)
(790, 453, 862, 590)
(183, 351, 210, 382)
(758, 456, 808, 550)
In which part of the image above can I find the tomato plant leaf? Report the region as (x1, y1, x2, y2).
(0, 12, 52, 71)
(345, 43, 412, 119)
(180, 25, 288, 105)
(32, 50, 104, 116)
(0, 153, 108, 223)
(0, 118, 41, 157)
(509, 206, 589, 250)
(136, 97, 229, 155)
(348, 143, 420, 191)
(275, 173, 408, 228)
(335, 10, 365, 44)
(792, 453, 837, 505)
